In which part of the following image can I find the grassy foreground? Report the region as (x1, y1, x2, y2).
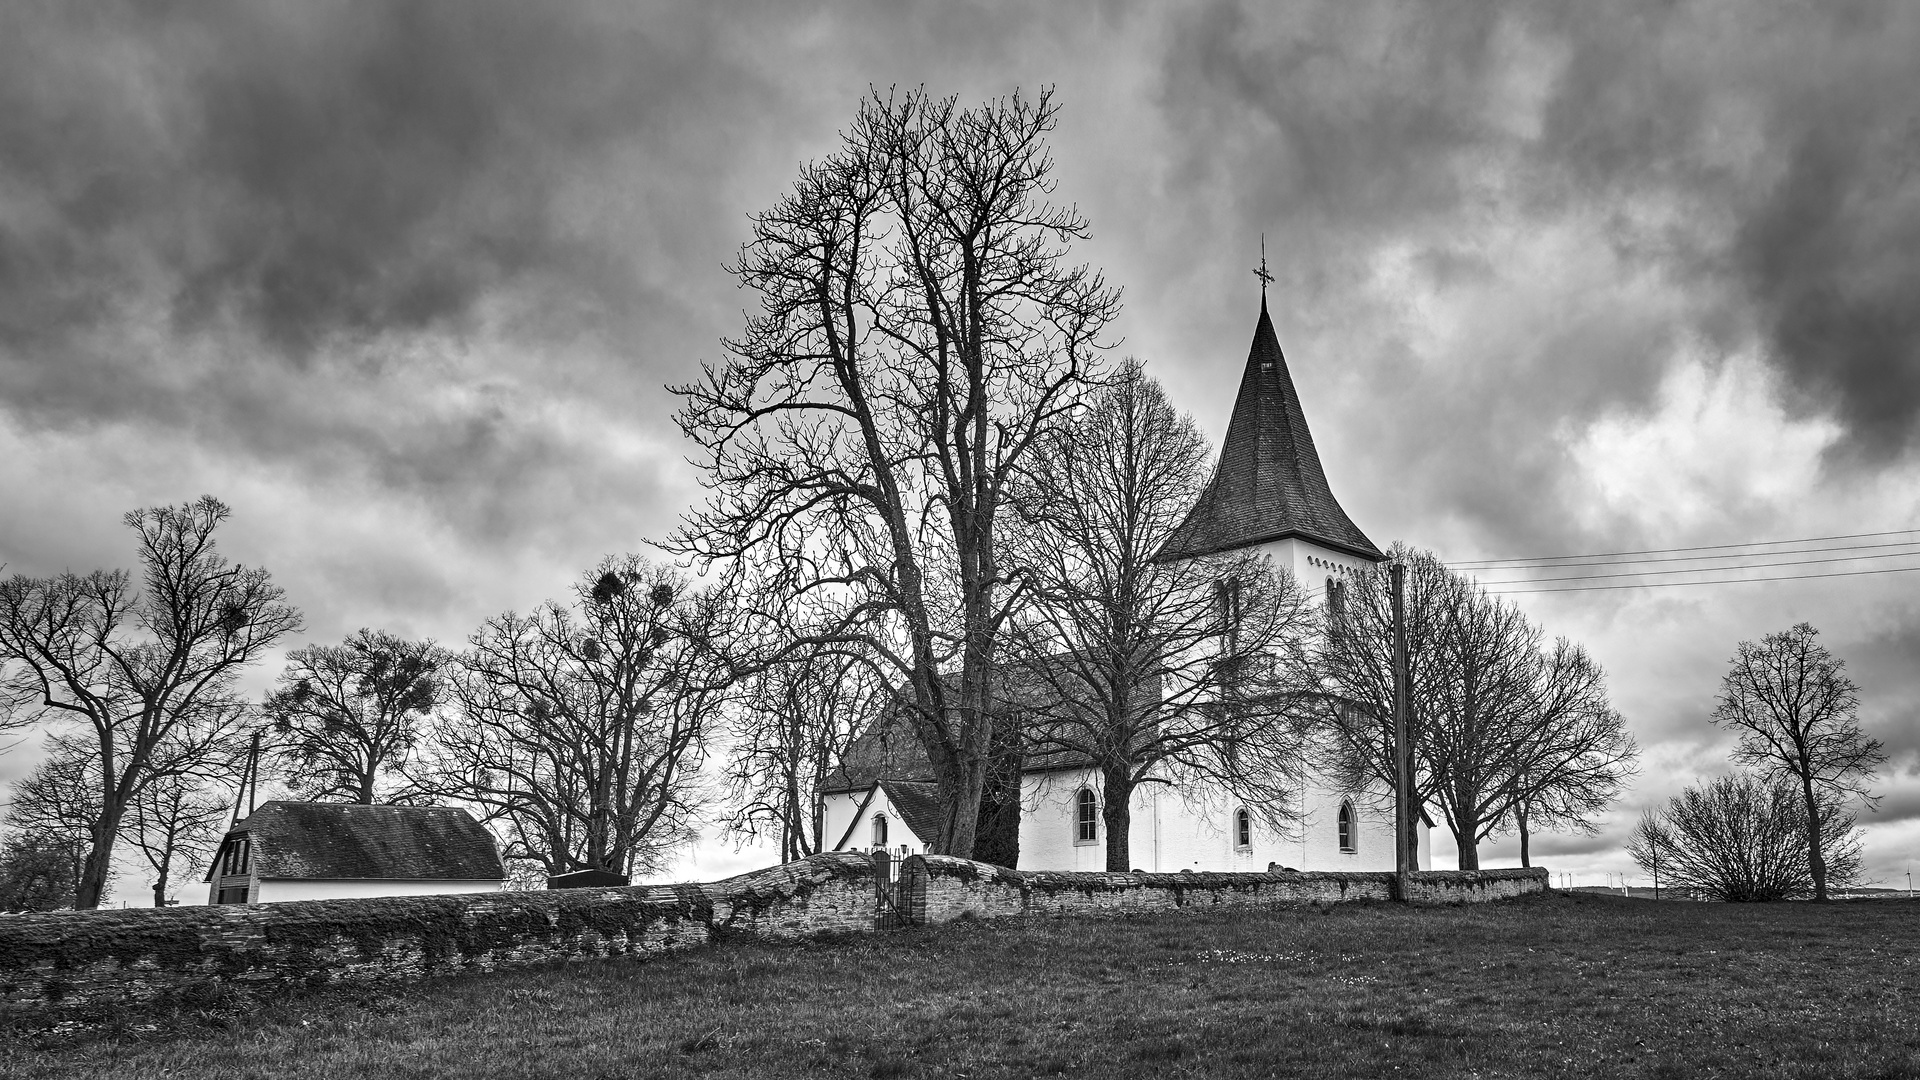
(4, 892, 1917, 1080)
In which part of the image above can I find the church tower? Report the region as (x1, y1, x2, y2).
(1155, 293, 1385, 599)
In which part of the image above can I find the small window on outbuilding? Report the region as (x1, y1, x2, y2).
(1075, 788, 1098, 844)
(871, 813, 888, 848)
(1234, 807, 1252, 850)
(1337, 800, 1357, 853)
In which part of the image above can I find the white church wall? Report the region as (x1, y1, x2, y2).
(1016, 766, 1415, 874)
(819, 787, 929, 857)
(1249, 536, 1375, 604)
(824, 769, 1428, 874)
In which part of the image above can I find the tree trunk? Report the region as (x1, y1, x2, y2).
(1101, 767, 1134, 872)
(1454, 817, 1481, 871)
(1517, 803, 1531, 869)
(75, 802, 127, 910)
(1800, 773, 1828, 901)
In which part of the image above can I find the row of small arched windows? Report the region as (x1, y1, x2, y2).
(1071, 789, 1361, 854)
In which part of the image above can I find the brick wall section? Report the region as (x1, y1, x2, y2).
(902, 857, 1546, 923)
(0, 852, 876, 1016)
(0, 853, 1543, 1017)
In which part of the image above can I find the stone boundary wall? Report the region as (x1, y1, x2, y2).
(0, 854, 1545, 1017)
(900, 858, 1547, 924)
(0, 852, 877, 1017)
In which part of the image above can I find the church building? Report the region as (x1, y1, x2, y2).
(821, 291, 1427, 873)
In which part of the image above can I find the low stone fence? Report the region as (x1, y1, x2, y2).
(0, 855, 1546, 1017)
(0, 853, 876, 1017)
(900, 859, 1547, 924)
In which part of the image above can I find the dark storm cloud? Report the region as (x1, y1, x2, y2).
(1735, 119, 1920, 462)
(0, 0, 695, 362)
(0, 0, 776, 554)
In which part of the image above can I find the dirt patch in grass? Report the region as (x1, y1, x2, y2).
(5, 893, 1918, 1079)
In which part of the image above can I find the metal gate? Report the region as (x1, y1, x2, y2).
(871, 850, 922, 930)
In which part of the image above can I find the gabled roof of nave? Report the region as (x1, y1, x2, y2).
(1155, 297, 1384, 564)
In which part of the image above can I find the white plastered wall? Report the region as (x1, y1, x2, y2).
(252, 879, 504, 904)
(820, 786, 930, 857)
(1017, 766, 1426, 873)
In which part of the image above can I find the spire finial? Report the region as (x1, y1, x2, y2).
(1253, 234, 1273, 295)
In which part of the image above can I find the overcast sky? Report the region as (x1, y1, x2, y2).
(3, 0, 1917, 900)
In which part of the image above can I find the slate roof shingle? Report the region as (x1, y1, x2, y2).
(877, 779, 946, 845)
(1155, 299, 1383, 564)
(207, 802, 504, 882)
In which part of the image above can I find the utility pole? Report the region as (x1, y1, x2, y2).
(1391, 560, 1412, 902)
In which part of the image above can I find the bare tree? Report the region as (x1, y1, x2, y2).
(1628, 772, 1862, 901)
(128, 771, 228, 906)
(669, 88, 1119, 858)
(1006, 360, 1315, 870)
(0, 497, 300, 907)
(1, 735, 102, 908)
(722, 645, 881, 862)
(1318, 549, 1463, 854)
(1320, 550, 1635, 869)
(422, 555, 726, 878)
(1710, 622, 1884, 901)
(1502, 641, 1637, 867)
(264, 630, 447, 804)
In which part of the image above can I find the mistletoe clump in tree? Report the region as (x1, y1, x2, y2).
(264, 629, 448, 804)
(422, 555, 728, 879)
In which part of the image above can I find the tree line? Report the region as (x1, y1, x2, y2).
(0, 505, 730, 910)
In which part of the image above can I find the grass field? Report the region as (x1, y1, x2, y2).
(4, 891, 1917, 1079)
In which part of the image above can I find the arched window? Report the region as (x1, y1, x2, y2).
(1234, 808, 1252, 850)
(871, 813, 888, 848)
(1337, 800, 1356, 853)
(1075, 788, 1098, 843)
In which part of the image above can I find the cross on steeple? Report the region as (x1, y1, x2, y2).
(1253, 235, 1273, 294)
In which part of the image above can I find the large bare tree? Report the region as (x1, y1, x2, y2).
(670, 88, 1119, 857)
(1628, 772, 1862, 901)
(1710, 622, 1884, 901)
(1320, 550, 1635, 869)
(0, 497, 300, 907)
(1007, 360, 1314, 870)
(264, 629, 447, 804)
(422, 555, 726, 878)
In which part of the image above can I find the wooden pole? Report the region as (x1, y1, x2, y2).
(1391, 560, 1412, 902)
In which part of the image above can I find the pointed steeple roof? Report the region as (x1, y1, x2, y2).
(1155, 299, 1383, 564)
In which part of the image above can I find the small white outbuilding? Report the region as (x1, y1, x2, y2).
(205, 801, 505, 905)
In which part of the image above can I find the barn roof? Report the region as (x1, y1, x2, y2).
(207, 802, 504, 882)
(1155, 299, 1383, 564)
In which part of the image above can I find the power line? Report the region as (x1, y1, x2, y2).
(1484, 562, 1920, 595)
(1452, 538, 1920, 572)
(1448, 528, 1920, 568)
(1471, 547, 1920, 586)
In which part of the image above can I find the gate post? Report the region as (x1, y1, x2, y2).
(897, 855, 927, 927)
(872, 849, 895, 930)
